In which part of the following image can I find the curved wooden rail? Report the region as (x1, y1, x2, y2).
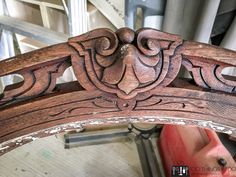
(1, 27, 236, 155)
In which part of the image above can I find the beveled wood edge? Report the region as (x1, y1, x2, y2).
(1, 28, 236, 77)
(1, 27, 236, 156)
(0, 87, 236, 155)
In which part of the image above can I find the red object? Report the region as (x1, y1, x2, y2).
(159, 125, 236, 177)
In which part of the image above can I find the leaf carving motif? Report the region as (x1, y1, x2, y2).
(69, 28, 183, 99)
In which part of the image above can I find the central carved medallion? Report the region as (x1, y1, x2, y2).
(69, 28, 183, 99)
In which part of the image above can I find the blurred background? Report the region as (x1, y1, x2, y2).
(0, 0, 235, 177)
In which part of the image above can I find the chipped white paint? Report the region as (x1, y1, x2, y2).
(44, 122, 83, 134)
(24, 136, 38, 141)
(197, 121, 212, 127)
(8, 135, 39, 147)
(0, 145, 9, 151)
(89, 120, 104, 125)
(224, 130, 233, 134)
(215, 126, 225, 131)
(49, 128, 61, 134)
(16, 138, 22, 143)
(175, 122, 186, 125)
(69, 122, 82, 129)
(146, 118, 156, 122)
(1, 115, 236, 155)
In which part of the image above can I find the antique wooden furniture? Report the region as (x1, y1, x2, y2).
(1, 27, 236, 156)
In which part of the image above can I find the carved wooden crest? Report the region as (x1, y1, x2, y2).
(1, 28, 236, 155)
(69, 28, 182, 99)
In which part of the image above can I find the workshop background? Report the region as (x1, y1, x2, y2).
(0, 0, 235, 177)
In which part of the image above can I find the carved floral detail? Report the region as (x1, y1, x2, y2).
(69, 28, 183, 99)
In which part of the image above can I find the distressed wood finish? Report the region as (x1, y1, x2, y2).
(1, 28, 236, 155)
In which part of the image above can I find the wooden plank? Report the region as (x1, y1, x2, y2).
(17, 0, 64, 10)
(0, 16, 69, 45)
(89, 0, 125, 28)
(178, 41, 236, 65)
(0, 43, 74, 76)
(39, 4, 50, 28)
(20, 37, 47, 49)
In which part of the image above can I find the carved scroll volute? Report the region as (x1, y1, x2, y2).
(180, 42, 236, 93)
(69, 28, 183, 99)
(0, 61, 70, 106)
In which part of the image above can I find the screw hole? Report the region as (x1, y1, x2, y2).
(217, 158, 227, 167)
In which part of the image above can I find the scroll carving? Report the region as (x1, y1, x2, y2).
(0, 60, 70, 106)
(182, 56, 236, 92)
(69, 28, 183, 99)
(1, 28, 236, 155)
(1, 28, 236, 104)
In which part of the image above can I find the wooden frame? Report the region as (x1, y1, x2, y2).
(1, 27, 236, 155)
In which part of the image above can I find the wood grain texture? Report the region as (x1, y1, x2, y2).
(69, 28, 183, 99)
(1, 27, 236, 155)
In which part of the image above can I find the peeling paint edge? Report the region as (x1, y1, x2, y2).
(0, 116, 236, 155)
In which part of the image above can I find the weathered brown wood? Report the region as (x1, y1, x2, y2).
(1, 27, 236, 155)
(178, 41, 236, 65)
(0, 44, 75, 76)
(69, 28, 183, 99)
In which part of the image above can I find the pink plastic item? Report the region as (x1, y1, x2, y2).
(159, 125, 236, 177)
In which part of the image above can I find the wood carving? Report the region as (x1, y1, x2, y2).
(0, 61, 70, 106)
(1, 27, 236, 155)
(69, 28, 182, 99)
